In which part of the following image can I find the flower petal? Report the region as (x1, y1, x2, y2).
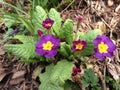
(35, 48, 46, 56)
(103, 37, 116, 52)
(45, 50, 57, 58)
(93, 35, 102, 46)
(103, 52, 113, 58)
(94, 48, 105, 60)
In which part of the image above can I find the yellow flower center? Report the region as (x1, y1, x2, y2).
(43, 41, 54, 51)
(46, 23, 52, 27)
(98, 42, 108, 53)
(75, 43, 83, 50)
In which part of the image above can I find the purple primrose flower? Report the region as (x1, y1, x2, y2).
(42, 18, 54, 29)
(35, 34, 60, 58)
(72, 40, 87, 52)
(93, 35, 116, 60)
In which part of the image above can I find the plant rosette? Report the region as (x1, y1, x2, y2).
(4, 6, 117, 90)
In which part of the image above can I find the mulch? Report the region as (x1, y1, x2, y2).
(0, 0, 120, 90)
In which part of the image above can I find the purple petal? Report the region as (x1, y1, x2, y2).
(45, 50, 57, 58)
(93, 35, 102, 46)
(104, 38, 116, 52)
(103, 52, 113, 58)
(35, 48, 46, 56)
(37, 34, 54, 45)
(94, 48, 105, 60)
(51, 39, 60, 47)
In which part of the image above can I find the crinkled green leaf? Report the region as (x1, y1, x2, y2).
(59, 42, 72, 58)
(14, 35, 38, 44)
(81, 68, 99, 87)
(39, 60, 74, 90)
(4, 13, 19, 27)
(60, 19, 73, 45)
(49, 8, 62, 36)
(4, 43, 38, 59)
(2, 28, 13, 42)
(39, 64, 64, 90)
(77, 29, 102, 56)
(31, 6, 47, 34)
(50, 60, 74, 85)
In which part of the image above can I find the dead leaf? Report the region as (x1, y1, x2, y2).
(115, 64, 120, 76)
(12, 70, 26, 79)
(0, 71, 7, 82)
(115, 5, 120, 13)
(32, 65, 43, 80)
(97, 21, 106, 34)
(110, 16, 120, 28)
(0, 45, 6, 55)
(107, 63, 119, 80)
(10, 77, 25, 85)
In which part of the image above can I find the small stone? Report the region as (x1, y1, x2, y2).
(108, 0, 114, 7)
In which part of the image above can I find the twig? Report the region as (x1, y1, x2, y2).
(102, 61, 107, 90)
(60, 0, 75, 14)
(78, 0, 82, 9)
(96, 61, 107, 90)
(92, 8, 113, 30)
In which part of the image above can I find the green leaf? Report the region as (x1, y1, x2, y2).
(19, 59, 39, 63)
(92, 86, 101, 90)
(59, 42, 72, 58)
(50, 60, 74, 85)
(4, 43, 38, 59)
(39, 60, 74, 90)
(60, 19, 73, 45)
(18, 17, 34, 34)
(39, 64, 64, 90)
(81, 68, 99, 88)
(77, 29, 102, 56)
(4, 13, 34, 34)
(31, 6, 47, 34)
(64, 80, 80, 90)
(113, 84, 120, 90)
(49, 8, 62, 36)
(14, 35, 38, 44)
(3, 13, 21, 28)
(2, 28, 13, 42)
(64, 81, 71, 90)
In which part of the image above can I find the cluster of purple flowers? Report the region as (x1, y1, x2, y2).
(35, 18, 116, 61)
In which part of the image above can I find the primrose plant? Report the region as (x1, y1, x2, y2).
(4, 6, 116, 90)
